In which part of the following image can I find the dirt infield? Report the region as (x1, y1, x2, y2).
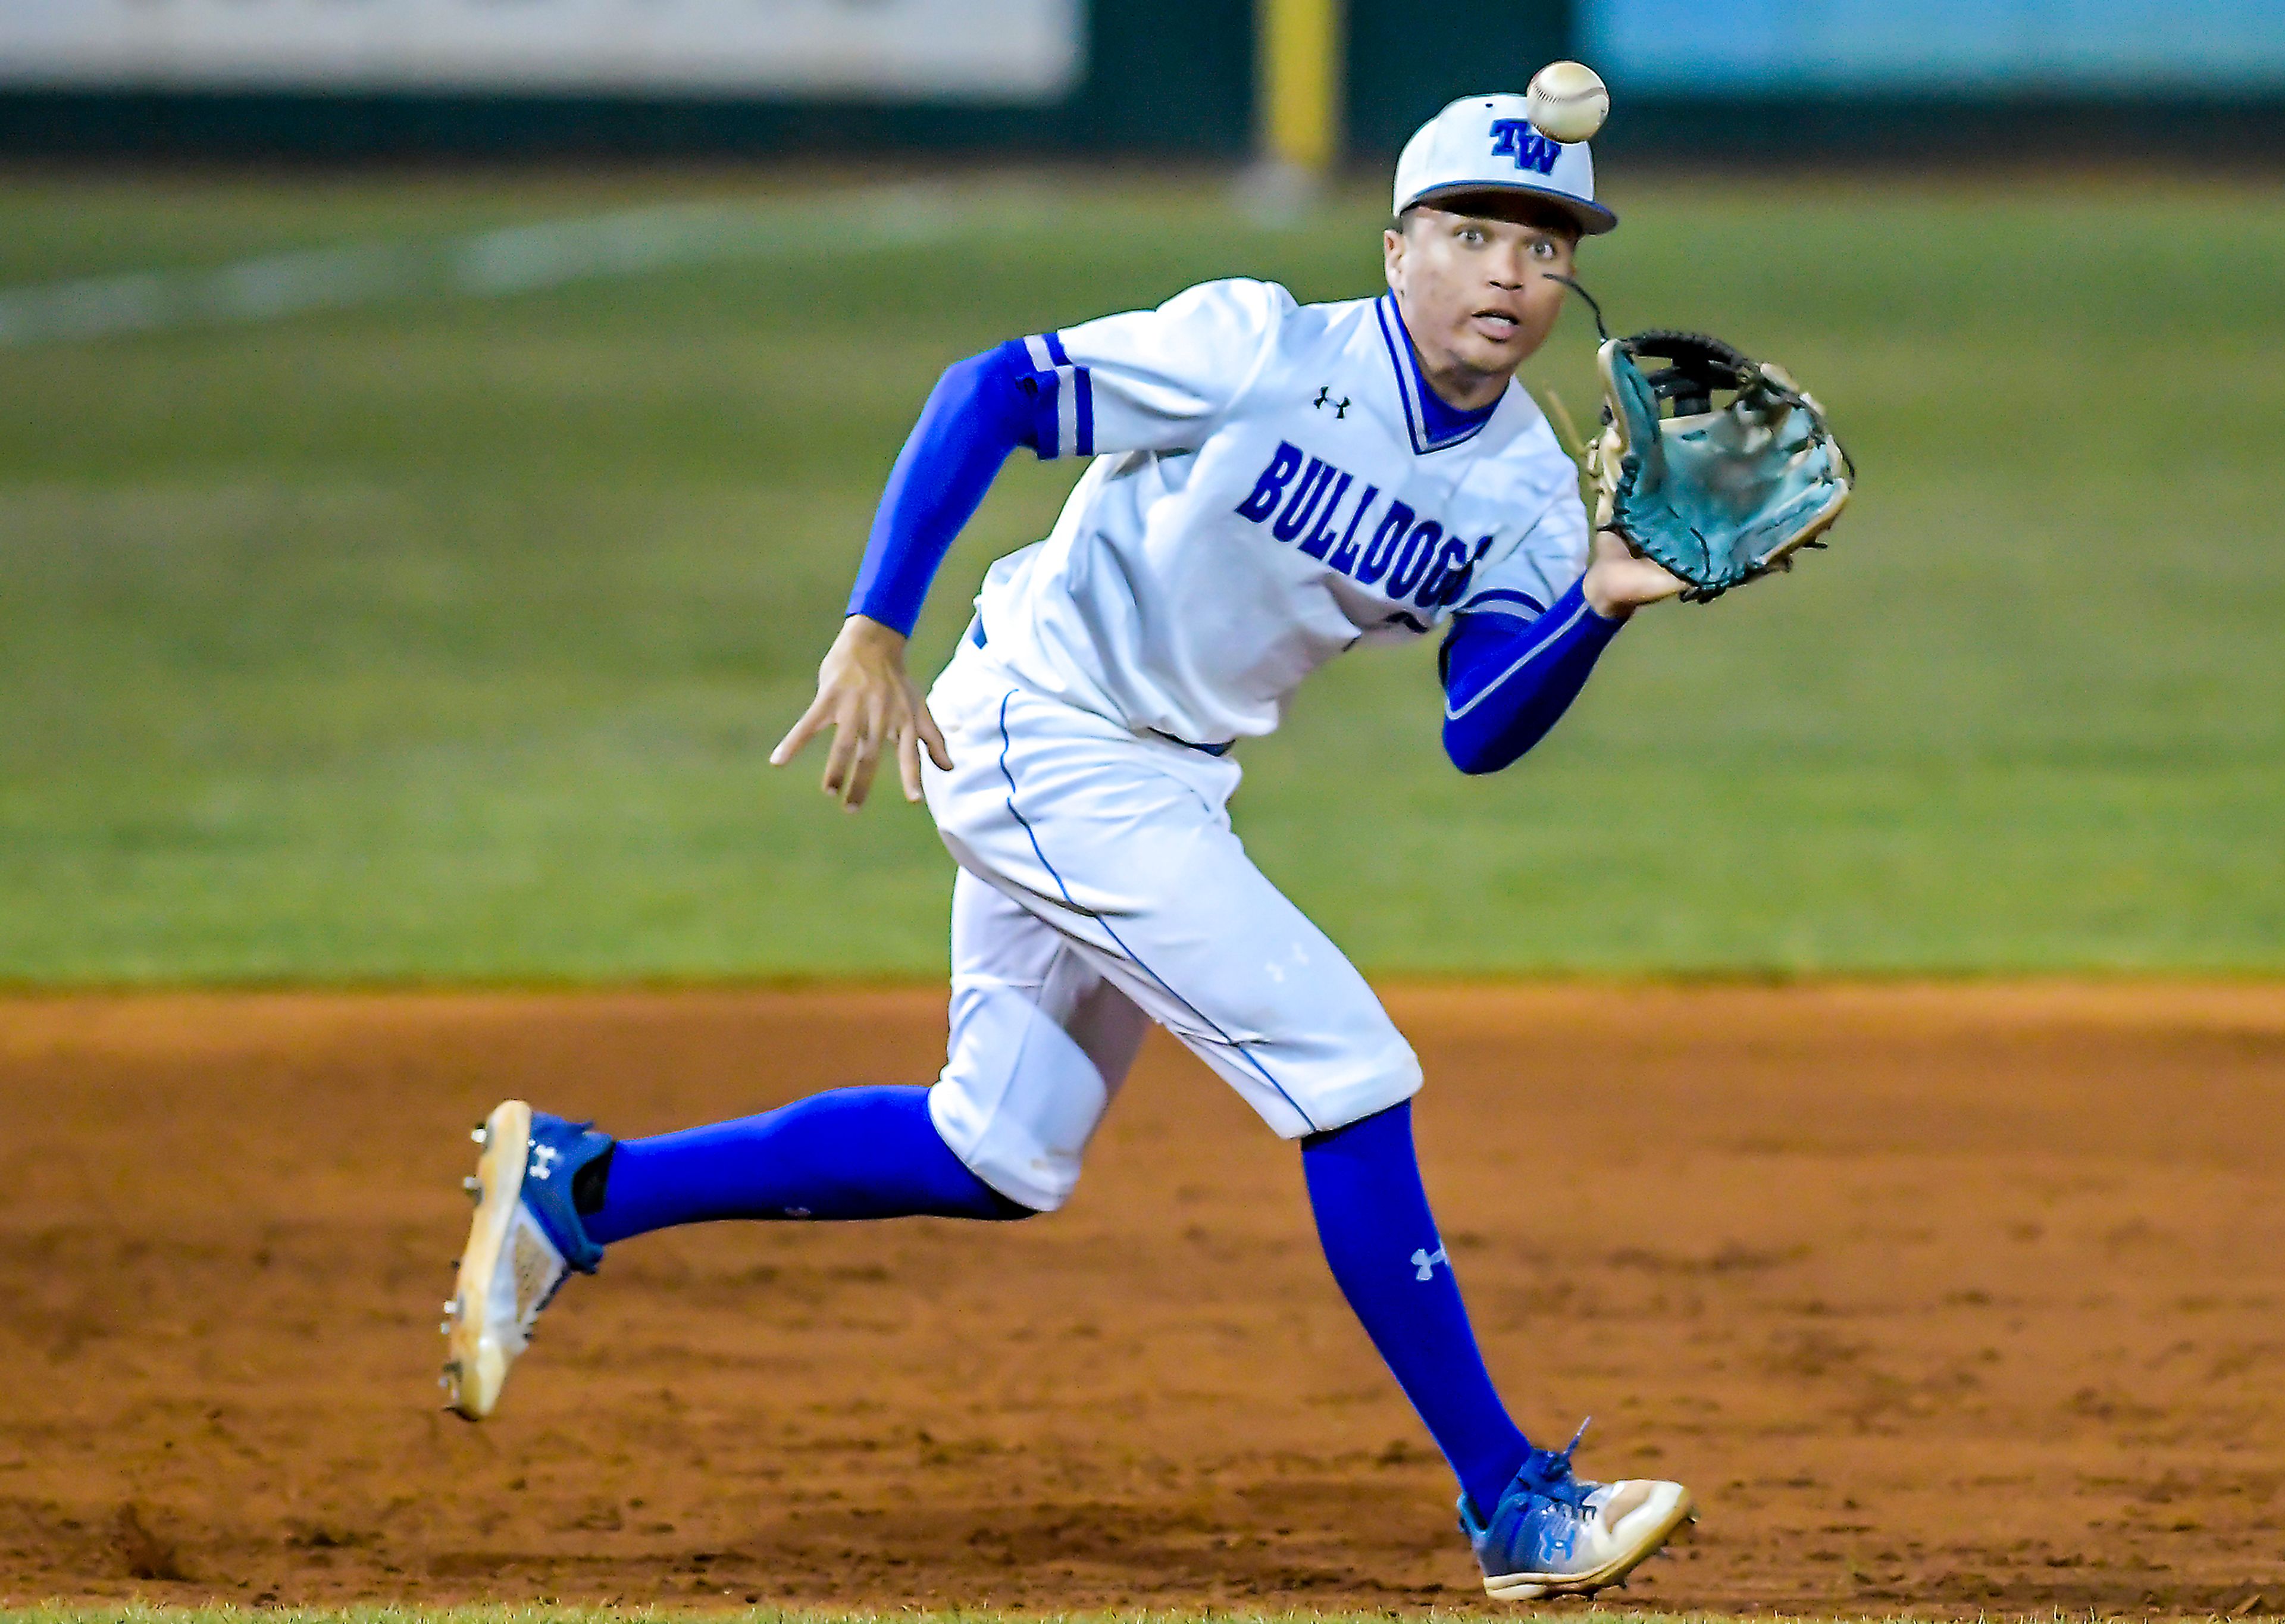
(5, 983, 2284, 1614)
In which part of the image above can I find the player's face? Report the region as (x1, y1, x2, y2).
(1383, 202, 1577, 395)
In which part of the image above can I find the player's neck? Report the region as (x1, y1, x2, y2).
(1387, 287, 1516, 412)
(1410, 339, 1511, 413)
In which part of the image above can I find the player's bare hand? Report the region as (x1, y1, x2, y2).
(769, 615, 953, 811)
(1582, 528, 1687, 619)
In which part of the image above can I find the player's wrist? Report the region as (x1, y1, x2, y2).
(1580, 558, 1634, 622)
(841, 613, 912, 653)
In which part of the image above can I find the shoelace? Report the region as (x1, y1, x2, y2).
(1509, 1417, 1597, 1510)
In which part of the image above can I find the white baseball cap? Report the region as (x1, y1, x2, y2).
(1392, 92, 1616, 236)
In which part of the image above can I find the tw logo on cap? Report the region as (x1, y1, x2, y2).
(1488, 118, 1561, 176)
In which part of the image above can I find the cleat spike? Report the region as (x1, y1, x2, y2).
(472, 1125, 488, 1145)
(463, 1175, 482, 1194)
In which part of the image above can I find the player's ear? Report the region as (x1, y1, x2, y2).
(1383, 225, 1407, 292)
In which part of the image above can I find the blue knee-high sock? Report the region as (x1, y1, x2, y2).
(581, 1085, 1029, 1245)
(1302, 1100, 1531, 1515)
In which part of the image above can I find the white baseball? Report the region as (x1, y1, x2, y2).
(1526, 60, 1609, 145)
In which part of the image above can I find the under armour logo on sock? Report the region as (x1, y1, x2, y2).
(1410, 1245, 1448, 1281)
(528, 1143, 562, 1181)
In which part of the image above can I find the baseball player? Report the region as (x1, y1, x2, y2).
(445, 94, 1699, 1600)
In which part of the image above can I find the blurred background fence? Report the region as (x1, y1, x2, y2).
(3, 0, 2283, 164)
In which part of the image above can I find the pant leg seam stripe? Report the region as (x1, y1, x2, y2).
(993, 690, 1316, 1133)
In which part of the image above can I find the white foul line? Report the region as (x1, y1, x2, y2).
(0, 183, 970, 348)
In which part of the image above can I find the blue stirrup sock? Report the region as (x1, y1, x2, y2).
(579, 1084, 1030, 1246)
(573, 1088, 1525, 1508)
(1302, 1100, 1532, 1515)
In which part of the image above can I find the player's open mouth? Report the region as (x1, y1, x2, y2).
(1470, 310, 1522, 340)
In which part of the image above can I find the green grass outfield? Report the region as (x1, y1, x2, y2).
(2, 169, 2279, 982)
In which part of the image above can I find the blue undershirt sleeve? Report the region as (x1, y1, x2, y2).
(1439, 577, 1624, 775)
(846, 340, 1046, 637)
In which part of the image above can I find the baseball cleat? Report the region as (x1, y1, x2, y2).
(441, 1100, 612, 1421)
(1460, 1421, 1695, 1601)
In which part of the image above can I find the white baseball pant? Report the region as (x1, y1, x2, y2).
(919, 637, 1422, 1212)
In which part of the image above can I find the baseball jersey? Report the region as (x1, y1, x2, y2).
(969, 278, 1592, 746)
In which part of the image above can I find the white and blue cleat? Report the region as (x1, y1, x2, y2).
(1459, 1423, 1695, 1600)
(440, 1099, 611, 1420)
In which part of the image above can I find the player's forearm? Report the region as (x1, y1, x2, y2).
(846, 343, 1042, 636)
(1439, 578, 1623, 775)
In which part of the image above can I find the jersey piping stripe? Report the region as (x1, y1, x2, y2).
(1025, 369, 1062, 459)
(1057, 370, 1081, 459)
(1024, 330, 1094, 459)
(1442, 596, 1593, 722)
(993, 690, 1319, 1134)
(1372, 297, 1427, 453)
(1457, 587, 1548, 619)
(1373, 293, 1494, 457)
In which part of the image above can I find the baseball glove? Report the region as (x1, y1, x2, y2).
(1583, 330, 1854, 602)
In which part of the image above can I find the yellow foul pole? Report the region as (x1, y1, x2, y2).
(1259, 0, 1342, 174)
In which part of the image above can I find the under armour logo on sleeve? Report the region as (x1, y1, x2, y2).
(1313, 386, 1350, 418)
(1411, 1244, 1448, 1281)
